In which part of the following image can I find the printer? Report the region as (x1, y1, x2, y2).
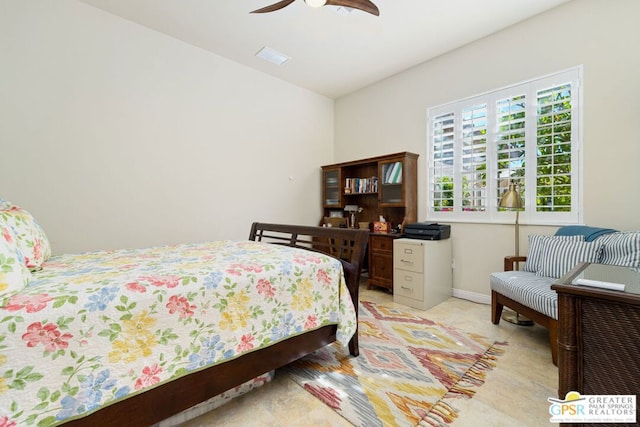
(403, 222, 451, 240)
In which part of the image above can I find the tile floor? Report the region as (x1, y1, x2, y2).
(179, 280, 558, 426)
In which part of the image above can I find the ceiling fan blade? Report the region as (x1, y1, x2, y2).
(251, 0, 297, 13)
(325, 0, 379, 16)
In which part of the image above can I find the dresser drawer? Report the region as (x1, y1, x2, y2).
(370, 234, 395, 252)
(394, 243, 424, 273)
(394, 270, 424, 301)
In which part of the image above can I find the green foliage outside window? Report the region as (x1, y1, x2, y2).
(535, 93, 572, 211)
(433, 176, 454, 211)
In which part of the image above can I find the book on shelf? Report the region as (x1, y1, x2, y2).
(384, 162, 402, 184)
(345, 176, 378, 194)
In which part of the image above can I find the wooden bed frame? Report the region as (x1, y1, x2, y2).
(64, 222, 369, 426)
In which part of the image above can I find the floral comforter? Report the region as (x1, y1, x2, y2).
(0, 240, 357, 426)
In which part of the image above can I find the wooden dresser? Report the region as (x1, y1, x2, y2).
(367, 233, 399, 292)
(552, 263, 640, 427)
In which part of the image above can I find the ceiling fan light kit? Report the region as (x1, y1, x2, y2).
(251, 0, 379, 16)
(305, 0, 327, 7)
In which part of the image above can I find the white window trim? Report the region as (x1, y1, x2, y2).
(426, 66, 584, 226)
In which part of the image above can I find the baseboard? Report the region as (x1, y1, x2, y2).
(452, 288, 491, 305)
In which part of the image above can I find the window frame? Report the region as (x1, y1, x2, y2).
(426, 66, 583, 226)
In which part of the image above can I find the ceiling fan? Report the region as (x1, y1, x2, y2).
(251, 0, 380, 16)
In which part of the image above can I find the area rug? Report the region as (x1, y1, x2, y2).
(283, 301, 506, 427)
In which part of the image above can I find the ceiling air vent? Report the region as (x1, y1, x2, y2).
(255, 46, 290, 65)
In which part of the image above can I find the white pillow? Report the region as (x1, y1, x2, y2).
(0, 223, 32, 298)
(524, 234, 584, 273)
(536, 239, 603, 279)
(596, 232, 640, 268)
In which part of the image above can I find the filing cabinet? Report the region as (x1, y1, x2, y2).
(393, 238, 452, 310)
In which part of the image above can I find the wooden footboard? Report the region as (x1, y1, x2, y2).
(64, 223, 368, 427)
(249, 222, 369, 356)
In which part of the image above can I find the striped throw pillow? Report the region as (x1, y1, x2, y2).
(524, 234, 584, 273)
(536, 239, 603, 279)
(596, 232, 640, 268)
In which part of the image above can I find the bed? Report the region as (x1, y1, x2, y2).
(0, 201, 369, 427)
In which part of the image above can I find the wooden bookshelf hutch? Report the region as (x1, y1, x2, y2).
(321, 152, 418, 293)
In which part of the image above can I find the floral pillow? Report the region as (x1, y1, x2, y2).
(0, 222, 32, 297)
(0, 198, 12, 210)
(0, 204, 51, 271)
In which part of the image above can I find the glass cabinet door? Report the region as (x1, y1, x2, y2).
(379, 160, 404, 205)
(323, 168, 341, 207)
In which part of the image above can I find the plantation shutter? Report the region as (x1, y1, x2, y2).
(430, 112, 455, 212)
(535, 82, 574, 213)
(426, 66, 581, 225)
(495, 94, 527, 206)
(461, 104, 488, 212)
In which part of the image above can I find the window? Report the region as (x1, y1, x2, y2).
(427, 67, 582, 225)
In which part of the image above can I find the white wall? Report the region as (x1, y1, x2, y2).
(0, 0, 334, 253)
(3, 0, 638, 300)
(335, 0, 640, 300)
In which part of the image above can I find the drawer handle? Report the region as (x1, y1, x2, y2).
(400, 286, 413, 293)
(400, 259, 414, 264)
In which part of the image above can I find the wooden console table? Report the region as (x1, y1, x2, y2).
(552, 263, 640, 426)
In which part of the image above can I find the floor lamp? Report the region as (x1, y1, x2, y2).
(499, 182, 534, 326)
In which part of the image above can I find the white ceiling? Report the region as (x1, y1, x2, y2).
(79, 0, 571, 98)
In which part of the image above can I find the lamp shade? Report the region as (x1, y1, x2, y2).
(499, 183, 523, 209)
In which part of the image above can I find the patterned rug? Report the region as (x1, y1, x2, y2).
(283, 301, 506, 427)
